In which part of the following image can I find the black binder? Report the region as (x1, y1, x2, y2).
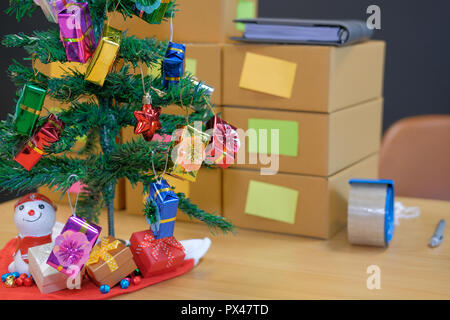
(231, 18, 374, 46)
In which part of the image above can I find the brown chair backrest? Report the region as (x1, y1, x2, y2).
(379, 115, 450, 201)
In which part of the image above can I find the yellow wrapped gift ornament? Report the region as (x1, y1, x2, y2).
(85, 25, 122, 86)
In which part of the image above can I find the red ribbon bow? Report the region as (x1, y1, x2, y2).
(133, 104, 162, 141)
(136, 232, 184, 269)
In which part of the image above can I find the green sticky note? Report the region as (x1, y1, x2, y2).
(248, 118, 299, 157)
(185, 58, 197, 76)
(245, 180, 298, 224)
(236, 0, 256, 32)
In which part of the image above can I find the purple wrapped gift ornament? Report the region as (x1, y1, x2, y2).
(58, 2, 96, 63)
(47, 215, 101, 276)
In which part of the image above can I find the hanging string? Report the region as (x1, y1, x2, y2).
(67, 174, 81, 216)
(151, 150, 170, 184)
(169, 10, 174, 42)
(179, 87, 193, 125)
(203, 95, 216, 116)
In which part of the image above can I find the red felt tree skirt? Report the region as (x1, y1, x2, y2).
(0, 238, 194, 300)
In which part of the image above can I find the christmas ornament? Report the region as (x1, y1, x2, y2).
(1, 273, 10, 282)
(47, 215, 101, 276)
(14, 83, 47, 136)
(132, 275, 142, 285)
(120, 278, 130, 289)
(14, 114, 65, 171)
(85, 24, 122, 86)
(58, 2, 96, 63)
(162, 42, 186, 88)
(15, 278, 24, 286)
(4, 275, 16, 288)
(168, 125, 210, 182)
(205, 115, 241, 169)
(99, 284, 110, 294)
(133, 93, 162, 141)
(130, 230, 185, 278)
(135, 0, 170, 24)
(23, 277, 34, 287)
(36, 0, 70, 23)
(7, 193, 57, 276)
(86, 236, 137, 287)
(146, 178, 179, 239)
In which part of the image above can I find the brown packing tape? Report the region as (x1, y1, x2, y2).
(222, 154, 379, 239)
(222, 98, 383, 176)
(107, 0, 258, 44)
(222, 41, 385, 113)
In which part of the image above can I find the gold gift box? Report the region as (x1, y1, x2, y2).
(85, 25, 122, 86)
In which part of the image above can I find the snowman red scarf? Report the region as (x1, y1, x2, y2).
(13, 234, 52, 263)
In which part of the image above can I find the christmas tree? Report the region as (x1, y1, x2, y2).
(0, 0, 234, 236)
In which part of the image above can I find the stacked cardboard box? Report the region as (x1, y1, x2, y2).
(116, 0, 258, 219)
(221, 41, 385, 239)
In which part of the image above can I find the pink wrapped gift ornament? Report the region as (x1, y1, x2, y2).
(58, 2, 96, 63)
(205, 115, 241, 169)
(47, 215, 101, 276)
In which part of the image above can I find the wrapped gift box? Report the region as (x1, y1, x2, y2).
(129, 230, 185, 278)
(47, 215, 101, 276)
(86, 236, 137, 287)
(29, 243, 84, 294)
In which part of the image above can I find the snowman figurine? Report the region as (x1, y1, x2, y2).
(8, 193, 57, 275)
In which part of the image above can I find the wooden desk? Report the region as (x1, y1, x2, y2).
(1, 197, 449, 299)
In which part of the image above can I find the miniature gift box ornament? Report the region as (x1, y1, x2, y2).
(133, 93, 162, 141)
(129, 230, 185, 278)
(47, 215, 101, 276)
(58, 2, 96, 63)
(14, 83, 47, 136)
(147, 178, 179, 239)
(162, 42, 186, 88)
(14, 114, 65, 171)
(168, 125, 210, 182)
(85, 24, 122, 86)
(29, 243, 84, 294)
(36, 0, 71, 23)
(205, 115, 241, 169)
(86, 236, 137, 287)
(135, 0, 170, 24)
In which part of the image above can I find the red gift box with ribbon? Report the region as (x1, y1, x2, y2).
(129, 230, 185, 278)
(14, 114, 65, 171)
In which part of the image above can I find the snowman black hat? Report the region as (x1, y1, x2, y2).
(14, 192, 57, 211)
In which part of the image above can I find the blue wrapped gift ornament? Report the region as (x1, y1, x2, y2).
(162, 42, 186, 88)
(147, 179, 179, 239)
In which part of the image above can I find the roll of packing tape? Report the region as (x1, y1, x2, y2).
(347, 179, 395, 247)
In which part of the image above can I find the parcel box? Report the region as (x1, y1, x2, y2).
(122, 127, 222, 220)
(223, 41, 385, 113)
(222, 98, 383, 176)
(223, 154, 379, 239)
(108, 0, 258, 43)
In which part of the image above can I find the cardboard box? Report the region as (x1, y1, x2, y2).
(223, 153, 379, 239)
(222, 98, 383, 176)
(108, 0, 258, 43)
(223, 41, 385, 113)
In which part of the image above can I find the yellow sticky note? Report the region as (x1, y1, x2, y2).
(245, 180, 298, 224)
(185, 58, 197, 76)
(239, 52, 297, 99)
